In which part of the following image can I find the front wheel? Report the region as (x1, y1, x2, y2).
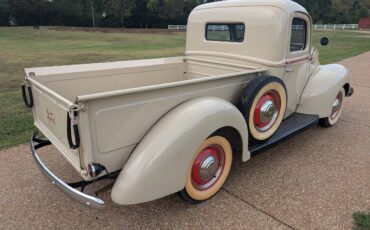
(179, 135, 233, 204)
(319, 88, 345, 127)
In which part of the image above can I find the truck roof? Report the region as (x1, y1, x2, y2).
(194, 0, 307, 15)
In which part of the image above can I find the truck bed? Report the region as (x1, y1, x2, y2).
(25, 56, 265, 178)
(26, 56, 261, 103)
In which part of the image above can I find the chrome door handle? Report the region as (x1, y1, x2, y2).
(286, 68, 294, 73)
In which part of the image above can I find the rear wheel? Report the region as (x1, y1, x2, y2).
(319, 88, 345, 127)
(180, 135, 232, 204)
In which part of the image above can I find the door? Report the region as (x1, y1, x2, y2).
(284, 13, 311, 115)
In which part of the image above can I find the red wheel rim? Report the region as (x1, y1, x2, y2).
(191, 145, 225, 191)
(253, 90, 281, 132)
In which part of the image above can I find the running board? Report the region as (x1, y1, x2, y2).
(249, 113, 319, 156)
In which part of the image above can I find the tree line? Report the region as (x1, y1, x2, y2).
(0, 0, 201, 28)
(0, 0, 369, 28)
(294, 0, 370, 24)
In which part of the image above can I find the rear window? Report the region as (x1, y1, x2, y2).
(206, 23, 245, 42)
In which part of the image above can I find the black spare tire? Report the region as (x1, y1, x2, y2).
(238, 75, 287, 141)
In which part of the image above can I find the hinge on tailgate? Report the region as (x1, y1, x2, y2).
(68, 105, 80, 124)
(69, 103, 84, 112)
(21, 76, 33, 108)
(68, 103, 88, 172)
(67, 105, 81, 150)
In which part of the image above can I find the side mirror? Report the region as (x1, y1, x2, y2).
(320, 37, 329, 46)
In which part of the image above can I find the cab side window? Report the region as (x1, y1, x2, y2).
(290, 18, 307, 52)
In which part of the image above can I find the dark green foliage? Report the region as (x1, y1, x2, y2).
(0, 0, 200, 28)
(294, 0, 370, 24)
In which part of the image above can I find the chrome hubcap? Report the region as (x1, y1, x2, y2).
(260, 100, 276, 122)
(191, 145, 225, 190)
(199, 156, 219, 181)
(254, 90, 281, 132)
(330, 92, 342, 119)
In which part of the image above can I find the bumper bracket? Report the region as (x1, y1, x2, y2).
(30, 132, 105, 209)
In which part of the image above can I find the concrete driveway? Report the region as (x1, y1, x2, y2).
(1, 52, 369, 229)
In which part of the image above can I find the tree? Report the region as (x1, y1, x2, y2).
(146, 0, 200, 27)
(106, 0, 135, 27)
(7, 0, 52, 28)
(129, 0, 149, 28)
(90, 0, 96, 27)
(0, 0, 10, 25)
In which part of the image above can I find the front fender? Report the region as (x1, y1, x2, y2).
(297, 64, 351, 118)
(111, 97, 249, 205)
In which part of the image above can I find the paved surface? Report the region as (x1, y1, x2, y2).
(1, 52, 370, 229)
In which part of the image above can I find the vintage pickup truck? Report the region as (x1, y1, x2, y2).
(22, 0, 353, 208)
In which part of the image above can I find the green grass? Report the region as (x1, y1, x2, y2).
(313, 30, 370, 64)
(0, 27, 369, 149)
(353, 212, 370, 230)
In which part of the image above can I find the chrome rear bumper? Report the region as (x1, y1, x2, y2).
(30, 132, 105, 209)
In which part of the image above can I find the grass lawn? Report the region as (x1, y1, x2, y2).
(353, 212, 370, 230)
(0, 27, 370, 149)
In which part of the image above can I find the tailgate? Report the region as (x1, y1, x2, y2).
(26, 77, 82, 172)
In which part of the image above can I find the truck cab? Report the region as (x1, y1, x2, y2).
(186, 0, 333, 116)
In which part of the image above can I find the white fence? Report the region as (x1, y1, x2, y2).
(313, 24, 359, 30)
(169, 24, 360, 31)
(168, 25, 187, 30)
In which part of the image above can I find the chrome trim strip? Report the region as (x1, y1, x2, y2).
(30, 132, 105, 209)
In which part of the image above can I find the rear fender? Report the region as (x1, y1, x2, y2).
(111, 97, 249, 205)
(297, 64, 351, 118)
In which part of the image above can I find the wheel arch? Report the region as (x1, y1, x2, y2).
(212, 126, 243, 160)
(111, 97, 249, 205)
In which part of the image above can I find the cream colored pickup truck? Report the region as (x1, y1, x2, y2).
(22, 0, 353, 208)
